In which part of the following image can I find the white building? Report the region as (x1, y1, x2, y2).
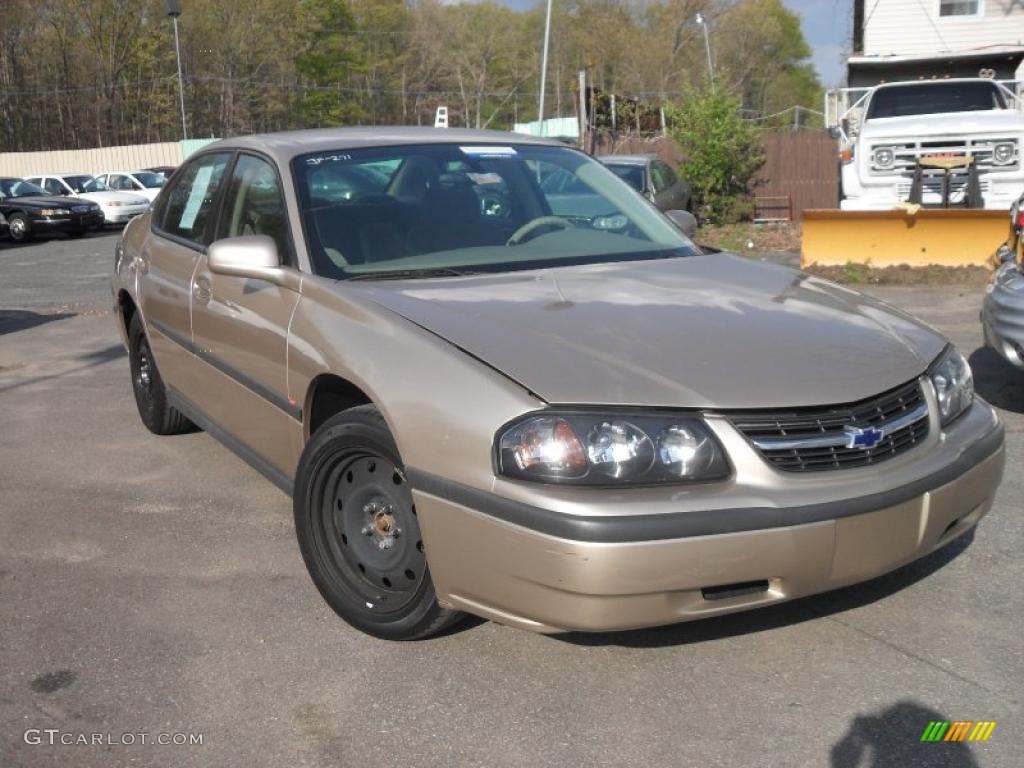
(849, 0, 1024, 86)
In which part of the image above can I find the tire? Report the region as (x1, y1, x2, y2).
(294, 405, 463, 640)
(127, 313, 194, 435)
(7, 213, 32, 243)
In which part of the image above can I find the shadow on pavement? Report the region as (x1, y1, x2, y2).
(0, 343, 126, 394)
(0, 309, 76, 336)
(969, 346, 1024, 414)
(552, 530, 974, 649)
(831, 700, 980, 768)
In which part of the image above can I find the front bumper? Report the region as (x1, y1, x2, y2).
(983, 261, 1024, 368)
(413, 398, 1004, 633)
(842, 168, 1024, 211)
(101, 206, 149, 225)
(32, 211, 105, 232)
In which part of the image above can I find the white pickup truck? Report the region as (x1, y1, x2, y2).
(831, 78, 1024, 211)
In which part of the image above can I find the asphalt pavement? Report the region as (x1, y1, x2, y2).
(1, 231, 1022, 768)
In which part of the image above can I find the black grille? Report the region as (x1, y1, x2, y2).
(727, 379, 930, 472)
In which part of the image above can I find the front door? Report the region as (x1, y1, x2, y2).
(190, 152, 302, 477)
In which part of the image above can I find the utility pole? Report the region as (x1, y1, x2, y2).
(167, 0, 188, 140)
(538, 0, 554, 135)
(695, 13, 715, 92)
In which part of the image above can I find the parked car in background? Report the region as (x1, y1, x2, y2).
(93, 170, 166, 202)
(599, 154, 692, 213)
(113, 127, 1002, 641)
(25, 174, 150, 226)
(0, 177, 103, 242)
(142, 165, 178, 180)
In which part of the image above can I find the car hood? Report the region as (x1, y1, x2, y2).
(2, 195, 80, 209)
(77, 191, 149, 205)
(861, 110, 1024, 140)
(350, 255, 947, 408)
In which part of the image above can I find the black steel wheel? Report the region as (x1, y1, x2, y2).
(294, 405, 462, 640)
(127, 313, 194, 435)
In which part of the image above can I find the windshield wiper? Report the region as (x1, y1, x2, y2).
(347, 267, 476, 281)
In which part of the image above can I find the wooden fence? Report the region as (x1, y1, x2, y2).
(593, 129, 839, 219)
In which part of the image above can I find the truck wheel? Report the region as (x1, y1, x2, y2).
(294, 405, 463, 640)
(128, 313, 194, 435)
(7, 213, 32, 242)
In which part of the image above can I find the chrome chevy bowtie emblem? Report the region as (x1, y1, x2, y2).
(843, 425, 885, 450)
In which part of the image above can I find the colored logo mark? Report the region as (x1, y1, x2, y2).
(920, 721, 997, 742)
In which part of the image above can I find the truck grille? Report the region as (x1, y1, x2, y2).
(870, 137, 1018, 175)
(895, 177, 991, 203)
(727, 379, 930, 472)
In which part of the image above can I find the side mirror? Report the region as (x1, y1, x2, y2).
(208, 235, 282, 281)
(827, 126, 841, 140)
(665, 209, 698, 238)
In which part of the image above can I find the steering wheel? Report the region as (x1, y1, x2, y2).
(506, 216, 572, 246)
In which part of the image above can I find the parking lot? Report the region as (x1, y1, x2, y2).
(1, 231, 1022, 768)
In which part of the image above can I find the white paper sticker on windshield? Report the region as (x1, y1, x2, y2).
(460, 146, 517, 157)
(178, 165, 213, 231)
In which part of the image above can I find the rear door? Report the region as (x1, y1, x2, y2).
(137, 151, 232, 396)
(190, 152, 302, 476)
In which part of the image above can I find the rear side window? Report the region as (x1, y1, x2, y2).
(156, 153, 231, 245)
(651, 161, 676, 193)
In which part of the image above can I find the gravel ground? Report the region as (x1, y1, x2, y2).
(1, 232, 1022, 768)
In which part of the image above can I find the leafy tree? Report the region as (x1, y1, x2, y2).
(295, 0, 363, 127)
(666, 89, 765, 224)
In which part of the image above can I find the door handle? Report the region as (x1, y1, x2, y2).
(192, 275, 212, 303)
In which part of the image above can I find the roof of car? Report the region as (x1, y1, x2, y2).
(199, 127, 566, 165)
(598, 154, 657, 166)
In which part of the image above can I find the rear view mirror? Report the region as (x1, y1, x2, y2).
(208, 235, 281, 281)
(665, 209, 698, 238)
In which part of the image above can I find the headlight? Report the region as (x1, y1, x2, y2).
(928, 345, 974, 426)
(873, 147, 895, 169)
(108, 201, 126, 207)
(497, 412, 730, 485)
(38, 208, 70, 216)
(993, 142, 1016, 165)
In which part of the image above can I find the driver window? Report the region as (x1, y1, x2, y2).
(45, 178, 65, 195)
(216, 154, 290, 262)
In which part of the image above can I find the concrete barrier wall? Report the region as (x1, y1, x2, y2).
(0, 139, 219, 177)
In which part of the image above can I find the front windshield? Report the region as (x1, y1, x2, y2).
(133, 171, 166, 189)
(82, 177, 109, 192)
(604, 163, 645, 192)
(867, 82, 1007, 119)
(63, 175, 96, 193)
(0, 179, 48, 199)
(293, 143, 696, 279)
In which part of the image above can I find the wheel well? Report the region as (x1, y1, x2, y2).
(117, 290, 137, 338)
(306, 374, 373, 437)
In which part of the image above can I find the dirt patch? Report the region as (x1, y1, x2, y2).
(699, 222, 801, 254)
(804, 262, 993, 286)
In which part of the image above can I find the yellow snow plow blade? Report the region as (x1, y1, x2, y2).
(801, 208, 1009, 268)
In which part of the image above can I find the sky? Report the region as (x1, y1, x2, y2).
(782, 0, 853, 87)
(495, 0, 855, 88)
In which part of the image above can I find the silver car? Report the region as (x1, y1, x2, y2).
(112, 128, 1004, 640)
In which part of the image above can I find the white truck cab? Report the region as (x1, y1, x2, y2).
(831, 78, 1024, 211)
